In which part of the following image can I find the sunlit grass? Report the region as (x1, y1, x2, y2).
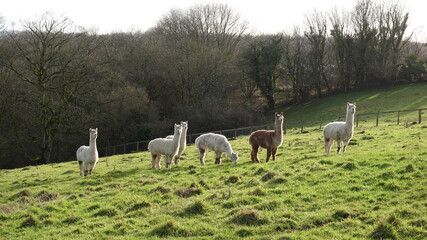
(1, 120, 426, 239)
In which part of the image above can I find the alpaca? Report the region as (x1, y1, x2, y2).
(148, 123, 182, 169)
(249, 112, 284, 163)
(323, 103, 356, 155)
(76, 128, 99, 177)
(165, 121, 188, 164)
(195, 133, 238, 165)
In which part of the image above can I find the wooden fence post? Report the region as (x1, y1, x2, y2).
(376, 112, 379, 126)
(419, 109, 422, 123)
(301, 121, 304, 133)
(397, 111, 400, 125)
(319, 119, 322, 129)
(356, 114, 359, 128)
(136, 141, 140, 152)
(284, 122, 286, 134)
(123, 144, 126, 154)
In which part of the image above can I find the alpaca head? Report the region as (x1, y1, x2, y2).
(231, 152, 239, 164)
(275, 112, 284, 122)
(89, 128, 98, 140)
(347, 103, 356, 114)
(174, 123, 182, 135)
(180, 121, 188, 130)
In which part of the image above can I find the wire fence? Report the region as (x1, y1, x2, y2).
(99, 108, 427, 157)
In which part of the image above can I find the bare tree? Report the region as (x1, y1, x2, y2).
(5, 13, 100, 164)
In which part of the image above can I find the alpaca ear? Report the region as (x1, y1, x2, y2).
(96, 128, 98, 132)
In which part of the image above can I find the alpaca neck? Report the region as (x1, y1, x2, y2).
(89, 137, 97, 152)
(172, 130, 181, 150)
(180, 128, 187, 146)
(224, 143, 234, 159)
(274, 119, 283, 139)
(345, 111, 355, 130)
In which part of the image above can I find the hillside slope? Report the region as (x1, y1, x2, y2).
(1, 84, 427, 239)
(1, 124, 426, 239)
(277, 82, 427, 127)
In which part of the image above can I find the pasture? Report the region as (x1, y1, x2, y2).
(1, 120, 426, 239)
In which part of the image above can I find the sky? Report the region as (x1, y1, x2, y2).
(1, 0, 426, 40)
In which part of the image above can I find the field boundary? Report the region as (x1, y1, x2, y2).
(100, 108, 427, 157)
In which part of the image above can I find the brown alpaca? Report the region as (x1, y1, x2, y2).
(249, 112, 284, 163)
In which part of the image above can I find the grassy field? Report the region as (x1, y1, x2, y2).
(278, 82, 427, 128)
(1, 119, 426, 239)
(1, 83, 427, 239)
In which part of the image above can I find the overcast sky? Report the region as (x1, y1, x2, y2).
(2, 0, 426, 40)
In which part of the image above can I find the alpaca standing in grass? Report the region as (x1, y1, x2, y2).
(195, 133, 239, 165)
(166, 121, 188, 164)
(76, 128, 99, 177)
(249, 112, 284, 163)
(323, 103, 356, 155)
(148, 123, 182, 169)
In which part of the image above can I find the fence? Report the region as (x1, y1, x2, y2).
(99, 108, 426, 157)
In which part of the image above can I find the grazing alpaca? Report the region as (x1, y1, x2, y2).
(195, 133, 239, 165)
(323, 103, 356, 155)
(249, 112, 284, 163)
(166, 121, 188, 164)
(148, 123, 182, 169)
(76, 128, 99, 177)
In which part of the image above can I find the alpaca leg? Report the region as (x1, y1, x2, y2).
(325, 139, 333, 155)
(266, 148, 272, 162)
(199, 148, 206, 165)
(83, 162, 89, 177)
(251, 145, 260, 163)
(151, 154, 157, 169)
(343, 140, 350, 153)
(156, 155, 162, 169)
(165, 155, 172, 169)
(174, 154, 180, 165)
(272, 148, 277, 161)
(336, 141, 342, 154)
(90, 161, 97, 175)
(215, 151, 222, 164)
(78, 161, 83, 177)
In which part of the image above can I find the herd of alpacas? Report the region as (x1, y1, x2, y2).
(76, 103, 356, 176)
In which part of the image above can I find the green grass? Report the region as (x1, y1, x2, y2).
(1, 122, 426, 239)
(277, 82, 427, 127)
(1, 83, 427, 239)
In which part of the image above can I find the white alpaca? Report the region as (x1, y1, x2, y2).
(76, 128, 99, 177)
(323, 103, 356, 155)
(148, 123, 182, 169)
(166, 121, 188, 164)
(195, 133, 239, 165)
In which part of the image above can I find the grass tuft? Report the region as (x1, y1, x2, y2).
(62, 216, 81, 224)
(19, 214, 39, 228)
(261, 171, 278, 181)
(151, 221, 190, 237)
(342, 162, 357, 170)
(38, 192, 59, 202)
(332, 210, 350, 220)
(128, 201, 152, 212)
(236, 228, 253, 237)
(175, 187, 202, 198)
(150, 186, 171, 194)
(93, 207, 119, 217)
(248, 188, 266, 196)
(231, 208, 269, 226)
(371, 221, 398, 240)
(183, 200, 208, 215)
(225, 175, 241, 184)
